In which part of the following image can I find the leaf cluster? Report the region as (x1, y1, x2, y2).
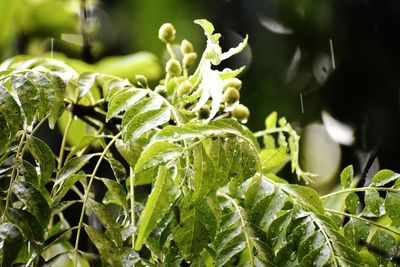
(1, 19, 400, 267)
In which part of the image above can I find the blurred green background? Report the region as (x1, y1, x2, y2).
(2, 0, 400, 190)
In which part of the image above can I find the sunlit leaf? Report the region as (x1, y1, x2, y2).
(134, 141, 182, 174)
(123, 108, 170, 143)
(173, 196, 220, 259)
(384, 192, 400, 226)
(0, 222, 24, 266)
(12, 181, 50, 227)
(77, 72, 97, 100)
(0, 84, 22, 141)
(27, 136, 55, 185)
(84, 225, 122, 267)
(345, 192, 359, 214)
(371, 169, 400, 187)
(135, 166, 178, 250)
(106, 88, 147, 122)
(340, 165, 354, 188)
(55, 153, 99, 186)
(6, 208, 43, 242)
(11, 73, 39, 125)
(369, 230, 396, 266)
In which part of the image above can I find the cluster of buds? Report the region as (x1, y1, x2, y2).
(221, 77, 249, 122)
(157, 22, 250, 123)
(158, 23, 197, 78)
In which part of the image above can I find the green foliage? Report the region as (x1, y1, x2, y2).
(1, 19, 400, 267)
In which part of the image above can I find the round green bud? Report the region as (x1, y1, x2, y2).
(222, 87, 240, 104)
(158, 23, 176, 43)
(198, 105, 210, 119)
(166, 58, 182, 76)
(183, 52, 197, 67)
(232, 104, 250, 121)
(177, 81, 192, 97)
(223, 78, 242, 91)
(135, 75, 148, 88)
(181, 39, 194, 54)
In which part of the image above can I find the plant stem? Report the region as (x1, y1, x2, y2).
(253, 127, 289, 138)
(74, 131, 122, 264)
(1, 130, 27, 222)
(325, 208, 400, 236)
(320, 187, 400, 201)
(130, 167, 135, 249)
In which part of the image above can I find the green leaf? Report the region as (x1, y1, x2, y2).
(6, 208, 44, 242)
(26, 71, 54, 120)
(280, 184, 324, 213)
(12, 181, 50, 227)
(340, 165, 354, 188)
(115, 139, 143, 168)
(27, 136, 55, 185)
(121, 96, 163, 129)
(0, 84, 22, 141)
(11, 73, 39, 125)
(208, 138, 232, 190)
(123, 108, 170, 143)
(77, 72, 97, 100)
(100, 178, 127, 209)
(244, 176, 285, 232)
(0, 113, 10, 153)
(135, 166, 178, 250)
(265, 112, 278, 129)
(106, 88, 147, 121)
(345, 192, 359, 214)
(384, 192, 400, 226)
(134, 141, 182, 174)
(46, 72, 66, 129)
(173, 196, 220, 259)
(53, 172, 85, 205)
(192, 144, 215, 202)
(106, 158, 127, 182)
(84, 225, 122, 267)
(0, 222, 24, 266)
(14, 159, 39, 188)
(371, 169, 400, 187)
(363, 189, 384, 217)
(152, 125, 201, 142)
(88, 199, 118, 230)
(343, 219, 369, 249)
(370, 229, 396, 266)
(260, 146, 289, 174)
(55, 153, 99, 186)
(227, 138, 259, 195)
(299, 245, 330, 267)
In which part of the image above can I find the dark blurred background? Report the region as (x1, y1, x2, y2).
(2, 0, 400, 188)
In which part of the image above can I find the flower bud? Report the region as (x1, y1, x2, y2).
(166, 58, 182, 76)
(198, 105, 210, 119)
(158, 23, 176, 43)
(177, 81, 192, 97)
(183, 52, 197, 67)
(222, 87, 240, 104)
(135, 75, 148, 88)
(181, 39, 194, 54)
(223, 78, 242, 91)
(232, 104, 250, 121)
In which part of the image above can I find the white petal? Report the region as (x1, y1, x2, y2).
(322, 110, 355, 146)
